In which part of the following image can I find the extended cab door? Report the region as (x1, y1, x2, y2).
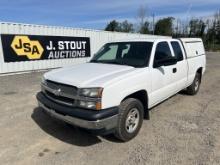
(170, 41, 188, 92)
(149, 41, 178, 107)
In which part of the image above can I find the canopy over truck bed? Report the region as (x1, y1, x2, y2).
(179, 38, 205, 58)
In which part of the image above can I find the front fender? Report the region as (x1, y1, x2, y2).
(101, 69, 151, 109)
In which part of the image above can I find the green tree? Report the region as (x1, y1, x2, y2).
(139, 21, 150, 34)
(155, 17, 174, 36)
(189, 19, 206, 37)
(205, 10, 220, 50)
(105, 20, 134, 33)
(105, 20, 121, 32)
(206, 26, 216, 49)
(214, 11, 220, 44)
(120, 20, 134, 32)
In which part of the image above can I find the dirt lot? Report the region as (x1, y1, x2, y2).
(0, 52, 220, 165)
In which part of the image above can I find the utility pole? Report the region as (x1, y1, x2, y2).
(176, 19, 179, 37)
(152, 13, 155, 35)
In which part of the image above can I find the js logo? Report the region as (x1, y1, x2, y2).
(11, 36, 44, 60)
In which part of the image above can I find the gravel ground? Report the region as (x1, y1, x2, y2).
(0, 52, 220, 165)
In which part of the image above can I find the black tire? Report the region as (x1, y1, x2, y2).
(114, 98, 144, 142)
(186, 72, 201, 95)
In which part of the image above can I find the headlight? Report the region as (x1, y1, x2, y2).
(78, 88, 103, 110)
(79, 88, 103, 98)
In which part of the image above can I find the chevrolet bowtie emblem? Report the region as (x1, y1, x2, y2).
(54, 88, 61, 96)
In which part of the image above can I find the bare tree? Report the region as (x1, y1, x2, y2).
(137, 5, 150, 34)
(137, 5, 146, 27)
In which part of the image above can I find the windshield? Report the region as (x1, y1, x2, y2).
(90, 42, 153, 67)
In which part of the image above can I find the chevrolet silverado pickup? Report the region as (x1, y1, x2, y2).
(37, 38, 206, 141)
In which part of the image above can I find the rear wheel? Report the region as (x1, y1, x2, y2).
(186, 72, 201, 95)
(114, 98, 144, 142)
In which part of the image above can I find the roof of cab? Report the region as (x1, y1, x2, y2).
(110, 37, 202, 43)
(110, 37, 177, 43)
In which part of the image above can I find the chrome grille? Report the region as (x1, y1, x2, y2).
(42, 80, 78, 106)
(46, 80, 78, 96)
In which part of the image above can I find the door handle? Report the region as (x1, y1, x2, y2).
(173, 68, 177, 73)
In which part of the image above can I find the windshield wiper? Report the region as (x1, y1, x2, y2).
(90, 60, 132, 67)
(90, 60, 120, 65)
(105, 61, 122, 65)
(90, 60, 105, 63)
(105, 61, 133, 67)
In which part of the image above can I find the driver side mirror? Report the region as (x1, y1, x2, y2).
(154, 56, 177, 68)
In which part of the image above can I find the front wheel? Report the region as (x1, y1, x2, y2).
(186, 72, 201, 95)
(114, 98, 144, 142)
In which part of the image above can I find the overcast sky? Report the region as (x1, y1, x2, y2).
(0, 0, 219, 29)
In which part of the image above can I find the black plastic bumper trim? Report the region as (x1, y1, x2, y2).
(36, 92, 119, 121)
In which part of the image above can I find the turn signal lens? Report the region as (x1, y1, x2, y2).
(95, 102, 102, 110)
(78, 101, 102, 110)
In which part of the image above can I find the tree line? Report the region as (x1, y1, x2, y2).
(104, 8, 220, 51)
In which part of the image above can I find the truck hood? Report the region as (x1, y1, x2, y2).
(44, 63, 135, 87)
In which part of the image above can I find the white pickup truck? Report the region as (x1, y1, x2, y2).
(37, 38, 206, 141)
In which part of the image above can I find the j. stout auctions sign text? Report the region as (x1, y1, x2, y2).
(1, 34, 91, 62)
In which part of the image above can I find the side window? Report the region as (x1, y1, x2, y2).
(154, 42, 172, 62)
(171, 41, 184, 61)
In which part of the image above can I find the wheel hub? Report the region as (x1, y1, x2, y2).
(125, 108, 140, 133)
(195, 78, 200, 91)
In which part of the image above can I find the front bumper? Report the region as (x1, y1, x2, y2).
(36, 92, 119, 131)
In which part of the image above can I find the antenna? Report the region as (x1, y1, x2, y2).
(185, 3, 192, 19)
(185, 3, 192, 34)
